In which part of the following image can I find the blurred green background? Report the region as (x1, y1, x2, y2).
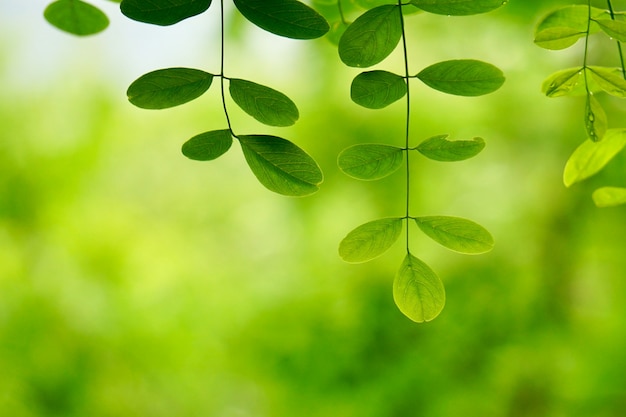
(2, 1, 626, 416)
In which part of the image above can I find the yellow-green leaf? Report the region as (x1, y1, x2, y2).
(339, 218, 403, 263)
(593, 187, 626, 207)
(414, 216, 494, 254)
(393, 254, 445, 323)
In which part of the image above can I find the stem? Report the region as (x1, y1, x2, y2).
(220, 0, 233, 133)
(607, 0, 626, 78)
(583, 0, 592, 92)
(398, 1, 411, 253)
(337, 0, 347, 25)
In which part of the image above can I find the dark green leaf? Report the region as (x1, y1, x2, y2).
(338, 5, 402, 68)
(585, 94, 607, 142)
(393, 253, 445, 323)
(414, 216, 494, 254)
(350, 70, 407, 109)
(127, 68, 213, 110)
(239, 135, 323, 196)
(593, 187, 626, 207)
(233, 0, 329, 39)
(588, 66, 626, 98)
(534, 5, 605, 50)
(416, 59, 505, 96)
(121, 0, 212, 25)
(541, 67, 585, 97)
(44, 0, 109, 36)
(339, 218, 403, 263)
(228, 79, 299, 127)
(594, 18, 626, 42)
(416, 135, 485, 161)
(338, 144, 404, 180)
(182, 129, 233, 161)
(410, 0, 503, 16)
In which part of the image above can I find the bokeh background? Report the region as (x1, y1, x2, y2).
(2, 0, 626, 416)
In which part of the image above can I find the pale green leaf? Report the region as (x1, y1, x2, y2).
(593, 187, 626, 207)
(594, 18, 626, 42)
(338, 144, 404, 180)
(414, 216, 494, 254)
(338, 5, 402, 68)
(393, 254, 445, 323)
(534, 5, 605, 50)
(588, 66, 626, 98)
(229, 78, 299, 127)
(410, 0, 503, 16)
(416, 60, 505, 96)
(585, 94, 607, 142)
(416, 135, 485, 161)
(351, 70, 407, 109)
(563, 129, 626, 187)
(127, 68, 213, 109)
(182, 129, 233, 161)
(339, 218, 402, 263)
(239, 135, 323, 196)
(44, 0, 109, 36)
(121, 0, 212, 25)
(541, 67, 585, 97)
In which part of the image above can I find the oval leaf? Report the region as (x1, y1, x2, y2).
(593, 187, 626, 208)
(44, 0, 109, 36)
(182, 129, 233, 161)
(393, 254, 445, 323)
(588, 66, 626, 98)
(127, 68, 213, 109)
(351, 70, 407, 109)
(339, 218, 403, 263)
(594, 18, 626, 42)
(229, 79, 299, 127)
(120, 0, 212, 26)
(338, 144, 404, 180)
(233, 0, 329, 39)
(414, 216, 494, 254)
(410, 0, 503, 16)
(534, 5, 605, 50)
(541, 67, 585, 97)
(563, 129, 626, 187)
(585, 94, 607, 142)
(338, 5, 402, 68)
(416, 59, 505, 96)
(239, 135, 323, 196)
(416, 135, 485, 162)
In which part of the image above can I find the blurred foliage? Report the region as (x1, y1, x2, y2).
(2, 1, 626, 416)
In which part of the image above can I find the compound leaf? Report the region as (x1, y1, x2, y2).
(416, 59, 504, 96)
(594, 18, 626, 42)
(410, 0, 503, 16)
(339, 218, 403, 263)
(585, 94, 607, 142)
(239, 135, 323, 196)
(393, 253, 445, 323)
(588, 66, 626, 98)
(182, 129, 233, 161)
(121, 0, 212, 25)
(229, 79, 299, 127)
(593, 187, 626, 207)
(127, 68, 213, 109)
(534, 5, 605, 50)
(416, 135, 485, 161)
(351, 70, 407, 109)
(338, 5, 402, 68)
(233, 0, 329, 39)
(338, 144, 404, 180)
(414, 216, 494, 254)
(44, 0, 109, 36)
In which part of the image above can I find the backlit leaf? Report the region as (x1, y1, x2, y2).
(593, 187, 626, 207)
(393, 253, 445, 323)
(563, 129, 626, 187)
(339, 218, 402, 263)
(127, 68, 213, 109)
(239, 135, 323, 196)
(541, 67, 585, 97)
(182, 129, 233, 161)
(410, 0, 503, 16)
(338, 144, 404, 180)
(350, 70, 407, 109)
(416, 60, 505, 96)
(414, 216, 494, 254)
(594, 18, 626, 42)
(585, 94, 607, 142)
(44, 0, 109, 36)
(588, 66, 626, 98)
(534, 5, 605, 50)
(338, 5, 402, 68)
(233, 0, 329, 39)
(229, 78, 299, 127)
(121, 0, 212, 26)
(416, 135, 485, 161)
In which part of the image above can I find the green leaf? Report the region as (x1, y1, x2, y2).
(541, 67, 585, 97)
(393, 253, 445, 323)
(585, 94, 607, 142)
(410, 0, 503, 16)
(414, 216, 494, 254)
(338, 5, 402, 68)
(563, 129, 626, 187)
(239, 135, 323, 196)
(127, 68, 213, 110)
(534, 5, 605, 50)
(228, 79, 299, 127)
(350, 70, 407, 109)
(593, 187, 626, 207)
(121, 0, 212, 25)
(44, 0, 109, 36)
(339, 218, 403, 263)
(416, 135, 485, 161)
(337, 144, 404, 180)
(416, 59, 505, 96)
(233, 0, 329, 39)
(182, 129, 233, 161)
(594, 18, 626, 42)
(588, 66, 626, 98)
